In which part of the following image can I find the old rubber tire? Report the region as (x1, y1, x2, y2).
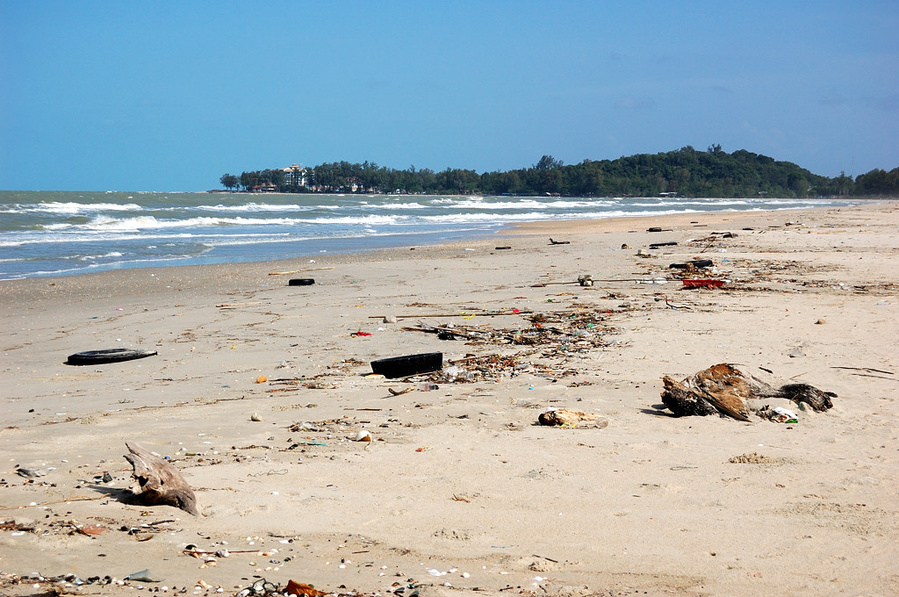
(288, 278, 315, 286)
(66, 348, 158, 366)
(669, 259, 713, 269)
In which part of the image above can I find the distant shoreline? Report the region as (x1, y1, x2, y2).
(0, 191, 872, 281)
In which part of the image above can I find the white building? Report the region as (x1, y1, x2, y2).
(281, 164, 307, 188)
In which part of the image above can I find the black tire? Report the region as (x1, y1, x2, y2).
(371, 352, 443, 379)
(66, 348, 157, 366)
(288, 278, 315, 286)
(669, 259, 713, 269)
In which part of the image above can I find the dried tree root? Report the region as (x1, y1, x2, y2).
(660, 376, 720, 417)
(124, 441, 199, 516)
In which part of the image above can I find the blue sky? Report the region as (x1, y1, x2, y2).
(1, 1, 897, 191)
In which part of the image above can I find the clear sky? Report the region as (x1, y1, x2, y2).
(1, 1, 897, 192)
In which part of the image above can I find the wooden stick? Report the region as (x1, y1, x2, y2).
(368, 310, 532, 319)
(534, 278, 670, 286)
(184, 548, 261, 556)
(849, 373, 899, 381)
(387, 387, 413, 396)
(216, 301, 263, 308)
(831, 366, 893, 375)
(0, 495, 102, 510)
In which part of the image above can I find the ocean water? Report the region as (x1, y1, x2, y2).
(0, 190, 854, 280)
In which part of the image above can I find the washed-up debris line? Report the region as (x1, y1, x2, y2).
(704, 259, 897, 295)
(287, 416, 358, 434)
(282, 417, 373, 451)
(1, 518, 177, 538)
(406, 351, 582, 385)
(0, 572, 129, 591)
(236, 577, 380, 597)
(685, 232, 739, 253)
(394, 309, 621, 383)
(439, 353, 530, 383)
(404, 308, 619, 351)
(266, 359, 367, 392)
(267, 376, 336, 391)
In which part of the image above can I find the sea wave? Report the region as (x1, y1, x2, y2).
(66, 251, 125, 261)
(447, 198, 604, 210)
(360, 201, 428, 210)
(42, 214, 409, 232)
(194, 202, 318, 213)
(418, 207, 711, 224)
(0, 201, 144, 215)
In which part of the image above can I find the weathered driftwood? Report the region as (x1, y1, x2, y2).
(538, 409, 609, 428)
(778, 383, 835, 412)
(661, 376, 720, 417)
(660, 363, 836, 420)
(124, 441, 199, 516)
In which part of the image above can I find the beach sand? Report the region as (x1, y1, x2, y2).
(1, 202, 897, 596)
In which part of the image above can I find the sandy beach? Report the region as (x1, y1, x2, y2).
(1, 201, 897, 597)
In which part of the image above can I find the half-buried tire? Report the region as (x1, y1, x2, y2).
(669, 259, 713, 270)
(66, 348, 158, 366)
(288, 278, 315, 286)
(371, 352, 443, 379)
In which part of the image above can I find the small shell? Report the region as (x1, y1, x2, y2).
(250, 412, 262, 422)
(353, 430, 372, 442)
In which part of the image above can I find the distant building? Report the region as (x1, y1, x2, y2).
(282, 164, 307, 188)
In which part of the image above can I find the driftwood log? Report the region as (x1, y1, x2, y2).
(124, 441, 199, 516)
(661, 376, 720, 417)
(661, 363, 835, 420)
(538, 409, 609, 428)
(778, 383, 835, 411)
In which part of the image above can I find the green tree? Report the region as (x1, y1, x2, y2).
(222, 147, 890, 198)
(220, 173, 239, 192)
(535, 155, 564, 170)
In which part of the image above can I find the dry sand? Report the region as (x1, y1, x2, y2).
(1, 202, 897, 597)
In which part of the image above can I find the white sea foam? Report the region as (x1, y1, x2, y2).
(195, 203, 316, 213)
(25, 202, 144, 214)
(362, 202, 428, 210)
(64, 214, 405, 231)
(67, 251, 125, 261)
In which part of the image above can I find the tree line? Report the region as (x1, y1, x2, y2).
(219, 146, 899, 198)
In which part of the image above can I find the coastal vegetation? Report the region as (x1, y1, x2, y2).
(220, 146, 898, 197)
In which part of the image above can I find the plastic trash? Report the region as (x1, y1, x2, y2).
(769, 407, 798, 423)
